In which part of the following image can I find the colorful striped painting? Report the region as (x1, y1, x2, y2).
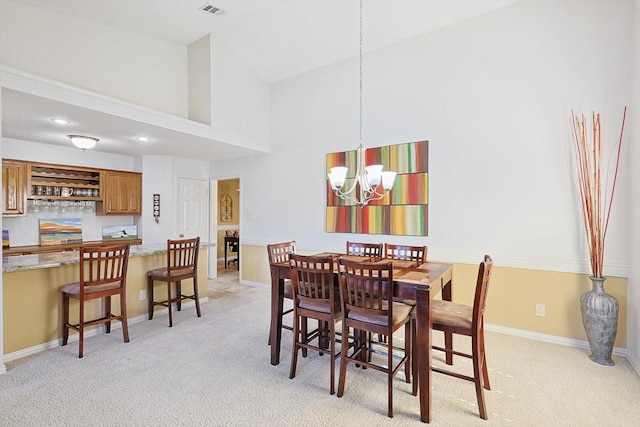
(326, 140, 428, 236)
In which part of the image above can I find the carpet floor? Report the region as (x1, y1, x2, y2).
(1, 264, 638, 426)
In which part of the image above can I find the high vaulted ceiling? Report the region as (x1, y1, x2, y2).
(3, 0, 521, 160)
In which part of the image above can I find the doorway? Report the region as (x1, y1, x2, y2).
(215, 178, 240, 276)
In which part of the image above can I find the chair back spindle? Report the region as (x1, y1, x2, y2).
(345, 241, 383, 259)
(383, 244, 427, 264)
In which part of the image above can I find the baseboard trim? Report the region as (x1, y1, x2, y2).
(485, 323, 628, 359)
(2, 297, 209, 364)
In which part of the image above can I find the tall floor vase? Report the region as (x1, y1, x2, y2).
(580, 276, 619, 366)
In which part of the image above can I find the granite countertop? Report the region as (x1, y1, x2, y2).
(2, 243, 211, 273)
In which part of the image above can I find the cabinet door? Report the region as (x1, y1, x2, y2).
(103, 171, 142, 215)
(2, 160, 27, 216)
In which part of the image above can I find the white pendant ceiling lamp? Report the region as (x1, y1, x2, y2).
(327, 0, 397, 207)
(68, 135, 99, 150)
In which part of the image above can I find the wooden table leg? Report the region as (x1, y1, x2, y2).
(269, 268, 284, 365)
(224, 239, 228, 269)
(415, 284, 432, 423)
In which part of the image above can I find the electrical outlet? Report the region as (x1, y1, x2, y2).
(139, 290, 147, 301)
(535, 303, 546, 317)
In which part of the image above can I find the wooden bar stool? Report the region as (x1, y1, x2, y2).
(337, 257, 413, 418)
(147, 237, 201, 327)
(61, 244, 131, 358)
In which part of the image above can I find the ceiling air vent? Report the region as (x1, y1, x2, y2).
(199, 3, 225, 15)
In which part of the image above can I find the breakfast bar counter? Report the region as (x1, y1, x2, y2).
(2, 243, 209, 359)
(3, 243, 171, 273)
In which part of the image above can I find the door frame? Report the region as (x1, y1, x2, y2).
(211, 175, 241, 279)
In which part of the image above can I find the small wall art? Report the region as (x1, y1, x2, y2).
(102, 225, 139, 241)
(39, 218, 82, 246)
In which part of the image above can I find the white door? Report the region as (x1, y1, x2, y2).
(177, 177, 209, 240)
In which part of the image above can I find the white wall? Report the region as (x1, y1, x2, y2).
(211, 0, 635, 278)
(628, 0, 640, 372)
(0, 0, 188, 117)
(140, 156, 174, 245)
(210, 37, 270, 150)
(188, 35, 212, 125)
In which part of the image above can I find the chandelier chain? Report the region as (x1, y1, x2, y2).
(326, 0, 397, 206)
(359, 0, 363, 144)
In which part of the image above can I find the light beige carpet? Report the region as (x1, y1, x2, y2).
(1, 269, 638, 426)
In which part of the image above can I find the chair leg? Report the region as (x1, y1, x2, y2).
(479, 326, 490, 390)
(412, 319, 418, 396)
(337, 321, 349, 398)
(78, 299, 85, 358)
(121, 292, 130, 343)
(289, 311, 300, 380)
(105, 296, 112, 334)
(176, 280, 182, 311)
(444, 331, 453, 365)
(167, 282, 173, 327)
(301, 317, 308, 358)
(472, 335, 488, 420)
(404, 320, 412, 383)
(387, 333, 394, 418)
(329, 323, 336, 395)
(147, 276, 155, 320)
(62, 293, 70, 346)
(192, 276, 202, 317)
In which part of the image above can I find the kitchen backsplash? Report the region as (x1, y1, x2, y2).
(3, 201, 138, 247)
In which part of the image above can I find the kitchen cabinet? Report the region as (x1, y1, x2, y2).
(2, 160, 27, 216)
(27, 162, 102, 201)
(101, 171, 142, 215)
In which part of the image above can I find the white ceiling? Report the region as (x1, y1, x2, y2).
(3, 0, 521, 161)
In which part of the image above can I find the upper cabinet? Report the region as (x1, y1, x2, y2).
(28, 162, 102, 201)
(2, 159, 142, 216)
(101, 170, 142, 215)
(2, 160, 27, 216)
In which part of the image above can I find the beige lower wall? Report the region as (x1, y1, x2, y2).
(3, 249, 209, 355)
(240, 244, 627, 349)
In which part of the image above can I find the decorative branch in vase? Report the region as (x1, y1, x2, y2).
(569, 107, 626, 366)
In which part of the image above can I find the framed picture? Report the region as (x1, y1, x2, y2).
(39, 218, 82, 246)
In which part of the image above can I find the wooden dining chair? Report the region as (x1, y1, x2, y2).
(384, 243, 427, 265)
(383, 243, 428, 367)
(289, 254, 342, 394)
(345, 241, 383, 259)
(61, 244, 131, 358)
(267, 241, 296, 345)
(146, 237, 201, 327)
(417, 254, 494, 419)
(337, 257, 413, 418)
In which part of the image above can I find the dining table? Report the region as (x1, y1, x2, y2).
(268, 253, 453, 423)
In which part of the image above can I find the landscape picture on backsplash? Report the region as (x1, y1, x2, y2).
(102, 225, 138, 241)
(39, 218, 82, 246)
(2, 230, 9, 248)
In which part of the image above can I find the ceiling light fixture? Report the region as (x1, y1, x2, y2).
(68, 135, 99, 150)
(327, 0, 397, 206)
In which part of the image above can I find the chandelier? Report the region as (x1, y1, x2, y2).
(327, 0, 397, 207)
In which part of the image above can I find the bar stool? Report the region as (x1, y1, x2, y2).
(61, 244, 131, 358)
(147, 237, 201, 327)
